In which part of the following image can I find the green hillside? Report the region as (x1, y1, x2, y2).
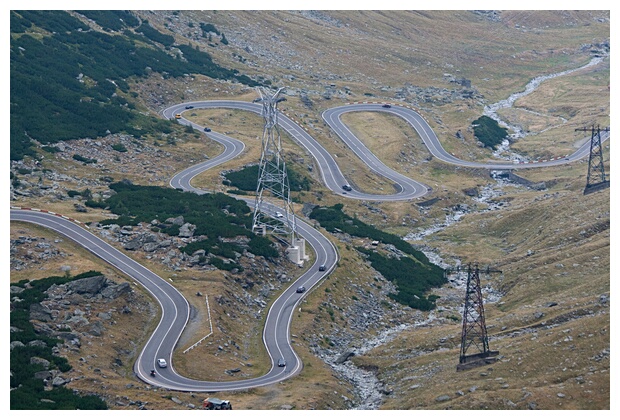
(10, 10, 258, 161)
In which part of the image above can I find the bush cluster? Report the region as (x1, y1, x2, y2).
(72, 154, 97, 164)
(357, 248, 444, 311)
(224, 164, 311, 192)
(310, 204, 433, 265)
(471, 115, 509, 149)
(98, 182, 280, 263)
(310, 204, 445, 310)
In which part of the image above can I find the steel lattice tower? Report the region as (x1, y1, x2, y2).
(459, 263, 491, 363)
(577, 125, 610, 195)
(449, 263, 501, 371)
(252, 87, 297, 244)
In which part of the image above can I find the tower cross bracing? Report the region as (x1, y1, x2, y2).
(252, 87, 297, 244)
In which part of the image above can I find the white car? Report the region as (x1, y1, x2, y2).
(275, 211, 284, 218)
(157, 358, 167, 368)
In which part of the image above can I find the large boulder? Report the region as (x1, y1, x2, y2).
(101, 282, 131, 299)
(30, 303, 52, 322)
(143, 242, 159, 252)
(178, 223, 196, 238)
(123, 239, 142, 250)
(335, 349, 356, 364)
(34, 370, 53, 381)
(10, 285, 24, 294)
(30, 356, 51, 369)
(166, 215, 185, 226)
(67, 275, 107, 295)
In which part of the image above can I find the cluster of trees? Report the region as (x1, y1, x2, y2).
(224, 164, 311, 192)
(10, 271, 108, 410)
(310, 204, 445, 310)
(10, 10, 259, 161)
(472, 115, 509, 149)
(97, 182, 280, 264)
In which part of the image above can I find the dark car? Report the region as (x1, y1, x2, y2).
(382, 104, 391, 108)
(296, 286, 306, 293)
(342, 184, 352, 191)
(204, 127, 211, 132)
(277, 358, 286, 367)
(319, 265, 326, 272)
(185, 105, 194, 109)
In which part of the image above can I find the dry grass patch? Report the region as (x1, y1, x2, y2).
(10, 222, 133, 284)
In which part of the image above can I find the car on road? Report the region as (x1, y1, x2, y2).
(296, 286, 306, 293)
(204, 127, 211, 132)
(277, 358, 286, 367)
(174, 114, 181, 119)
(382, 104, 391, 108)
(157, 358, 167, 368)
(342, 184, 352, 191)
(185, 105, 194, 109)
(319, 265, 326, 272)
(275, 211, 284, 218)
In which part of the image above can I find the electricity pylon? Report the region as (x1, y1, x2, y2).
(576, 125, 610, 195)
(446, 263, 501, 371)
(252, 87, 297, 244)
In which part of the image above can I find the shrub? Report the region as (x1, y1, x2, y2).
(309, 203, 444, 310)
(72, 154, 97, 164)
(472, 115, 508, 149)
(111, 143, 127, 152)
(310, 204, 432, 265)
(224, 164, 310, 192)
(41, 145, 61, 154)
(357, 247, 444, 311)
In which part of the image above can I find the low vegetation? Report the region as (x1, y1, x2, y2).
(10, 10, 259, 161)
(310, 204, 445, 310)
(356, 247, 444, 310)
(98, 181, 280, 261)
(224, 164, 311, 192)
(10, 271, 108, 410)
(471, 115, 509, 149)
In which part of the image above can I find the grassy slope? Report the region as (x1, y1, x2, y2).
(369, 187, 610, 410)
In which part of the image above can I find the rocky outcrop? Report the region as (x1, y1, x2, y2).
(67, 275, 107, 296)
(100, 282, 131, 299)
(335, 349, 356, 364)
(178, 222, 196, 238)
(30, 303, 53, 322)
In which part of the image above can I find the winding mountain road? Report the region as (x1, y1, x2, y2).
(10, 99, 607, 392)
